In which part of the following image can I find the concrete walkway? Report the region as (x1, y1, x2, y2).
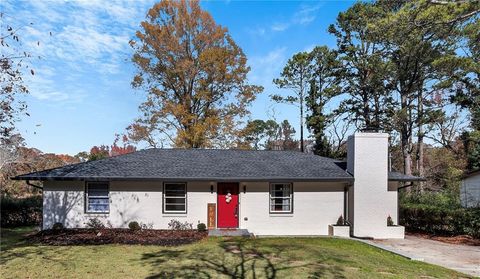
(371, 236, 480, 277)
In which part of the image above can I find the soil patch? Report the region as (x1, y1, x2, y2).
(406, 232, 480, 246)
(28, 228, 208, 246)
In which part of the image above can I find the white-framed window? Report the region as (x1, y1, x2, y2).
(163, 182, 187, 213)
(85, 182, 109, 213)
(269, 183, 293, 213)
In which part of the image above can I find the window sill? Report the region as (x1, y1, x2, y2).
(162, 213, 187, 217)
(85, 212, 109, 216)
(269, 213, 294, 217)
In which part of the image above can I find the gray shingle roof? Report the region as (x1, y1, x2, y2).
(13, 149, 354, 182)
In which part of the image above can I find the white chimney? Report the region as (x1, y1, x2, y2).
(346, 132, 401, 239)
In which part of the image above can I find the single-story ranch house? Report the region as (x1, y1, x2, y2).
(14, 132, 422, 239)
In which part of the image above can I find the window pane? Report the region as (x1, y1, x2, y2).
(165, 184, 185, 192)
(88, 183, 108, 197)
(165, 204, 185, 212)
(87, 183, 109, 212)
(165, 197, 186, 204)
(88, 198, 109, 212)
(164, 183, 186, 212)
(270, 183, 292, 212)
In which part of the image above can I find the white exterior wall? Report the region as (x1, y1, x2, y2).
(43, 180, 216, 229)
(347, 133, 403, 239)
(43, 180, 346, 235)
(461, 174, 480, 208)
(239, 182, 345, 236)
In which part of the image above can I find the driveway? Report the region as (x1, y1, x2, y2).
(372, 235, 480, 277)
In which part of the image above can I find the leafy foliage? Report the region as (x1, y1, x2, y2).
(197, 222, 207, 232)
(400, 191, 480, 238)
(86, 218, 105, 230)
(168, 219, 193, 230)
(0, 195, 42, 227)
(128, 221, 141, 231)
(129, 0, 262, 148)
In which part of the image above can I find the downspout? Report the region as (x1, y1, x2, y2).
(26, 180, 43, 190)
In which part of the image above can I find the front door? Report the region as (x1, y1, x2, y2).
(217, 183, 239, 228)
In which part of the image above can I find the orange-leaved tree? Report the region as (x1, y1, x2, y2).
(129, 0, 262, 148)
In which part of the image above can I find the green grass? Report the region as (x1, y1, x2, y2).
(0, 227, 471, 279)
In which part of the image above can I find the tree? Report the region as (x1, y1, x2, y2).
(130, 0, 262, 148)
(374, 0, 480, 178)
(329, 2, 395, 133)
(110, 135, 137, 157)
(0, 13, 37, 141)
(306, 46, 343, 156)
(272, 52, 311, 152)
(88, 145, 110, 161)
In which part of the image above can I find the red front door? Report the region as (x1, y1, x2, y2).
(217, 183, 239, 228)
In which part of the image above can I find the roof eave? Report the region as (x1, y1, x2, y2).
(12, 176, 354, 182)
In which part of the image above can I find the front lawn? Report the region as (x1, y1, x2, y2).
(0, 227, 470, 278)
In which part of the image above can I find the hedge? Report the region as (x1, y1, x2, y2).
(400, 204, 480, 239)
(1, 195, 42, 227)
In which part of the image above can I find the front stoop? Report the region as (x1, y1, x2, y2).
(208, 229, 252, 237)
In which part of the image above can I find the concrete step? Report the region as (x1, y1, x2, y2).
(208, 229, 252, 237)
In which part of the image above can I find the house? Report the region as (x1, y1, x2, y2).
(461, 169, 480, 208)
(13, 132, 422, 239)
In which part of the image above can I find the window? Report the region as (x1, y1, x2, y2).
(270, 183, 293, 213)
(86, 182, 109, 213)
(163, 183, 187, 213)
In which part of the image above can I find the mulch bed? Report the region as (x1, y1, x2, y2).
(28, 228, 208, 246)
(406, 232, 480, 246)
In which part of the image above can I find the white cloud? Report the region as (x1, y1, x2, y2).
(3, 0, 153, 103)
(271, 22, 289, 32)
(293, 4, 323, 25)
(263, 3, 324, 34)
(248, 47, 288, 87)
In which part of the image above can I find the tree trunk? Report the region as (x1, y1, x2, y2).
(300, 93, 304, 153)
(416, 91, 425, 192)
(401, 94, 413, 177)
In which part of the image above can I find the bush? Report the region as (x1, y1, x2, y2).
(0, 195, 42, 227)
(128, 221, 141, 231)
(387, 215, 394, 226)
(168, 219, 193, 230)
(86, 218, 105, 230)
(400, 192, 480, 239)
(336, 215, 345, 226)
(52, 222, 64, 230)
(197, 223, 207, 232)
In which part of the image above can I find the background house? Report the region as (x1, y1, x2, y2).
(461, 170, 480, 208)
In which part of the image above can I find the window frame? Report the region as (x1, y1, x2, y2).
(163, 182, 187, 214)
(85, 181, 110, 214)
(269, 182, 293, 214)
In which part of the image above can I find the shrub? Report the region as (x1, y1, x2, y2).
(168, 219, 193, 230)
(140, 222, 154, 230)
(400, 191, 480, 239)
(387, 215, 394, 226)
(86, 218, 105, 230)
(52, 222, 64, 230)
(336, 215, 346, 226)
(0, 195, 42, 227)
(197, 223, 207, 232)
(128, 221, 141, 231)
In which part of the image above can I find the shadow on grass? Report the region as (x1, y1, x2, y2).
(141, 237, 348, 278)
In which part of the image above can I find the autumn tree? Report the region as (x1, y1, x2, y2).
(0, 13, 40, 142)
(129, 0, 262, 148)
(272, 52, 311, 152)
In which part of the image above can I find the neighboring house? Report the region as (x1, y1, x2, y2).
(14, 132, 421, 239)
(461, 170, 480, 208)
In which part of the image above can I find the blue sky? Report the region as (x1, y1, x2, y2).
(2, 0, 355, 155)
